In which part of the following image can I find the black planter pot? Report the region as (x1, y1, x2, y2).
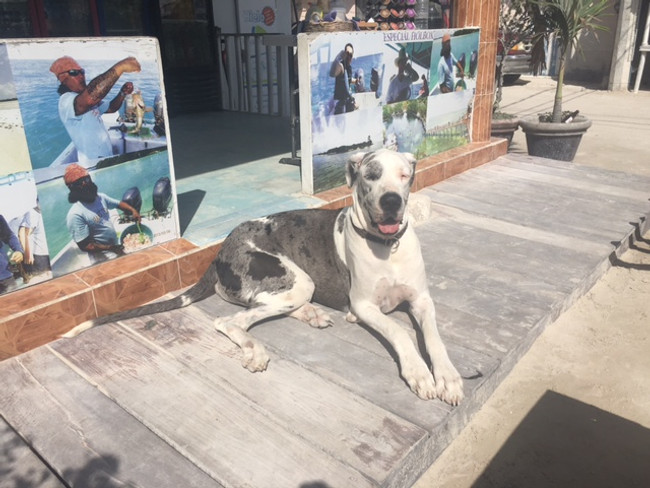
(491, 115, 520, 148)
(519, 114, 592, 162)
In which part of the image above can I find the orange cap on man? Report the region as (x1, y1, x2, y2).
(442, 33, 451, 43)
(64, 163, 89, 185)
(50, 56, 82, 79)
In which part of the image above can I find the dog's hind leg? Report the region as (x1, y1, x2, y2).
(214, 309, 272, 372)
(289, 303, 333, 329)
(214, 252, 316, 372)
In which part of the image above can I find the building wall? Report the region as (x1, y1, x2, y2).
(563, 2, 618, 88)
(608, 0, 642, 91)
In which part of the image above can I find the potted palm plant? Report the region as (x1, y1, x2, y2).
(519, 0, 609, 161)
(491, 0, 535, 148)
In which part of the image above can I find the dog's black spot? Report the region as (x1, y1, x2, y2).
(364, 160, 383, 181)
(336, 212, 346, 233)
(240, 221, 256, 233)
(291, 214, 308, 227)
(247, 251, 286, 280)
(346, 162, 358, 187)
(299, 244, 312, 259)
(216, 261, 242, 292)
(276, 282, 292, 292)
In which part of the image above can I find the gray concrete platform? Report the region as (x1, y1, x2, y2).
(1, 153, 649, 487)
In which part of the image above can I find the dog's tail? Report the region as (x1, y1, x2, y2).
(61, 262, 219, 338)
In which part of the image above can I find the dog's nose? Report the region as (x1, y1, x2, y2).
(379, 192, 403, 214)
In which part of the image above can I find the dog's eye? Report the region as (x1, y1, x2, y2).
(401, 173, 411, 181)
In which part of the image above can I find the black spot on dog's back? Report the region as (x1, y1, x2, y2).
(247, 251, 286, 280)
(291, 214, 308, 227)
(216, 261, 242, 293)
(299, 244, 312, 259)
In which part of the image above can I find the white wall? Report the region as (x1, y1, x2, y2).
(212, 1, 238, 32)
(609, 0, 641, 90)
(564, 3, 622, 88)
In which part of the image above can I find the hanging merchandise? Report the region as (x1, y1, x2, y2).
(366, 0, 419, 30)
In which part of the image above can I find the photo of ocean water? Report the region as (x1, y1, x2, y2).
(10, 58, 163, 170)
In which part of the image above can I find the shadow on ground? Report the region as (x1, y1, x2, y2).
(176, 189, 206, 235)
(168, 112, 294, 179)
(473, 390, 650, 488)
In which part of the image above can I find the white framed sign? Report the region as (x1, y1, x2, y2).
(0, 37, 180, 294)
(298, 27, 480, 194)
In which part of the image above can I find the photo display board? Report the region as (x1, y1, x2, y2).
(0, 37, 179, 295)
(298, 27, 480, 194)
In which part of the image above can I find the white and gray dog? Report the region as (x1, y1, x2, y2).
(64, 149, 464, 405)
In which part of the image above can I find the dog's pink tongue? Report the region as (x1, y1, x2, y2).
(378, 222, 400, 235)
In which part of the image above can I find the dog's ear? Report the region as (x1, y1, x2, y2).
(403, 152, 417, 187)
(346, 152, 366, 187)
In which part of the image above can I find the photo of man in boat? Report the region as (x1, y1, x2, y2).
(50, 56, 141, 164)
(386, 47, 420, 104)
(329, 43, 358, 115)
(437, 33, 465, 94)
(63, 163, 141, 264)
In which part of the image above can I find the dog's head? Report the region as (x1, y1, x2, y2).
(346, 149, 416, 236)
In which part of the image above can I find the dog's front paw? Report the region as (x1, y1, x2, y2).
(433, 364, 464, 406)
(402, 361, 437, 400)
(241, 342, 270, 373)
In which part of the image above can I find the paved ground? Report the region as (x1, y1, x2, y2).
(415, 77, 650, 487)
(500, 76, 650, 178)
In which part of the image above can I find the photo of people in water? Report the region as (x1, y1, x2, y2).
(1, 38, 179, 283)
(302, 28, 480, 194)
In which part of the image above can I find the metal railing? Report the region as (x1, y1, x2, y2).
(218, 33, 295, 116)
